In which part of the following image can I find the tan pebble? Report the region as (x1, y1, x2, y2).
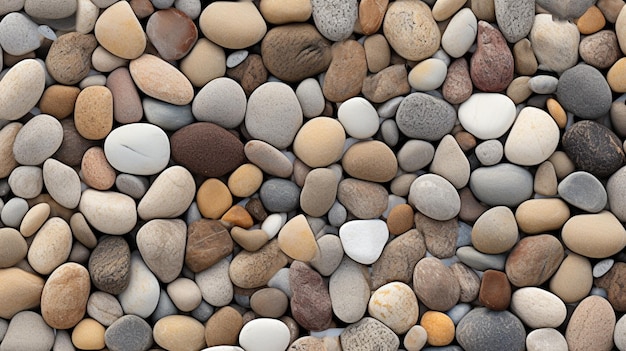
(0, 267, 45, 319)
(137, 166, 196, 221)
(548, 151, 576, 179)
(278, 214, 318, 262)
(293, 158, 312, 188)
(420, 311, 455, 346)
(342, 140, 398, 183)
(154, 315, 206, 351)
(199, 1, 267, 50)
(74, 86, 113, 140)
(166, 278, 202, 312)
(227, 53, 268, 95)
(91, 46, 128, 73)
(0, 122, 21, 178)
(229, 239, 289, 289)
(230, 227, 269, 252)
(404, 325, 428, 351)
(205, 306, 243, 347)
(565, 295, 615, 351)
(19, 202, 50, 238)
(546, 98, 568, 128)
(27, 194, 74, 222)
(250, 287, 289, 318)
(471, 206, 518, 254)
(41, 262, 91, 329)
(386, 204, 414, 235)
(81, 146, 116, 190)
(221, 205, 254, 229)
(506, 76, 532, 104)
(72, 318, 105, 350)
(69, 212, 98, 249)
(129, 54, 194, 105)
(549, 253, 592, 303)
(363, 34, 391, 73)
(576, 5, 606, 34)
(244, 140, 293, 178)
(597, 0, 625, 23)
(129, 0, 154, 19)
(323, 40, 367, 102)
(27, 217, 72, 275)
(259, 0, 312, 24)
(293, 117, 346, 168)
(562, 211, 626, 258)
(227, 163, 263, 198)
(608, 57, 626, 92)
(515, 198, 570, 234)
(513, 38, 538, 76)
(180, 38, 226, 88)
(368, 282, 419, 334)
(38, 85, 80, 120)
(383, 0, 440, 61)
(459, 187, 489, 223)
(94, 1, 146, 59)
(0, 59, 45, 121)
(432, 0, 466, 21)
(0, 228, 27, 268)
(197, 178, 232, 220)
(471, 0, 496, 21)
(534, 161, 558, 196)
(359, 0, 388, 35)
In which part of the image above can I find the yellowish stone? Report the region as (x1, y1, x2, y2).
(277, 214, 318, 262)
(546, 98, 568, 128)
(576, 5, 606, 34)
(607, 57, 626, 92)
(420, 311, 455, 346)
(197, 178, 232, 220)
(230, 227, 269, 252)
(72, 318, 105, 350)
(227, 163, 263, 198)
(94, 1, 146, 59)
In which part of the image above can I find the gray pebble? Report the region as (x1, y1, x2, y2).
(0, 197, 29, 228)
(341, 317, 399, 350)
(446, 303, 472, 325)
(328, 201, 347, 227)
(259, 178, 301, 213)
(397, 139, 435, 172)
(143, 97, 194, 131)
(535, 0, 595, 19)
(267, 267, 292, 298)
(151, 0, 175, 9)
(0, 318, 7, 342)
(456, 221, 473, 247)
(469, 163, 534, 207)
(226, 50, 249, 68)
(380, 119, 399, 147)
(87, 291, 124, 327)
(456, 246, 507, 271)
(52, 329, 74, 351)
(0, 1, 24, 16)
(8, 166, 43, 199)
(115, 174, 150, 200)
(104, 315, 154, 351)
(13, 114, 63, 166)
(457, 308, 525, 351)
(295, 78, 325, 119)
(311, 0, 357, 41)
(474, 140, 503, 166)
(529, 75, 559, 94)
(1, 311, 54, 351)
(234, 294, 250, 308)
(191, 300, 214, 323)
(590, 287, 608, 298)
(0, 12, 41, 56)
(185, 202, 202, 226)
(593, 258, 615, 278)
(152, 289, 179, 323)
(396, 93, 456, 141)
(557, 171, 607, 213)
(556, 64, 612, 119)
(494, 0, 534, 43)
(0, 180, 9, 197)
(192, 77, 247, 129)
(174, 0, 201, 19)
(377, 96, 404, 118)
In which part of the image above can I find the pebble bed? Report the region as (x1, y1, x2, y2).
(4, 0, 626, 350)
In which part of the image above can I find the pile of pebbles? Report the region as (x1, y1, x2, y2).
(4, 0, 626, 350)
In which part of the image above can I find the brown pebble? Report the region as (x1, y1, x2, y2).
(205, 306, 243, 347)
(450, 262, 480, 303)
(361, 64, 411, 103)
(454, 131, 477, 152)
(81, 146, 116, 191)
(185, 219, 234, 273)
(323, 40, 368, 102)
(227, 54, 268, 96)
(597, 0, 625, 23)
(359, 0, 388, 35)
(245, 197, 268, 222)
(106, 67, 143, 124)
(442, 58, 472, 105)
(595, 262, 626, 312)
(45, 32, 98, 85)
(41, 262, 91, 329)
(471, 21, 514, 92)
(371, 229, 426, 290)
(512, 38, 538, 76)
(53, 118, 98, 167)
(74, 86, 114, 140)
(415, 212, 458, 259)
(363, 34, 391, 73)
(478, 270, 512, 311)
(230, 227, 269, 252)
(146, 8, 198, 61)
(290, 261, 333, 331)
(129, 0, 155, 19)
(386, 204, 414, 235)
(221, 205, 254, 229)
(250, 288, 289, 318)
(38, 85, 80, 120)
(505, 234, 564, 287)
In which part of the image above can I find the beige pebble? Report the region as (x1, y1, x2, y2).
(598, 0, 625, 23)
(506, 76, 532, 104)
(94, 1, 146, 59)
(0, 228, 27, 268)
(278, 214, 318, 262)
(38, 85, 80, 120)
(259, 0, 312, 24)
(199, 1, 267, 49)
(74, 86, 113, 140)
(79, 189, 137, 235)
(137, 166, 196, 221)
(154, 315, 206, 351)
(383, 0, 440, 61)
(550, 253, 593, 303)
(19, 202, 50, 238)
(342, 140, 398, 183)
(167, 278, 203, 312)
(129, 54, 194, 105)
(180, 38, 226, 88)
(0, 122, 21, 178)
(513, 39, 538, 76)
(91, 46, 128, 73)
(227, 163, 264, 198)
(534, 161, 558, 196)
(41, 262, 91, 329)
(197, 178, 232, 220)
(293, 117, 346, 168)
(562, 211, 626, 258)
(72, 318, 105, 350)
(364, 34, 391, 73)
(0, 59, 45, 121)
(244, 140, 293, 178)
(230, 227, 269, 252)
(515, 198, 570, 234)
(27, 217, 72, 275)
(548, 151, 576, 179)
(81, 146, 116, 190)
(0, 267, 45, 319)
(69, 213, 98, 249)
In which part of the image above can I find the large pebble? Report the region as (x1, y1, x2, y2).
(408, 58, 448, 92)
(41, 262, 90, 329)
(566, 295, 615, 351)
(192, 77, 246, 129)
(13, 114, 63, 166)
(494, 0, 534, 43)
(429, 134, 470, 189)
(0, 228, 27, 268)
(338, 97, 379, 139)
(154, 315, 205, 350)
(42, 158, 81, 209)
(171, 122, 245, 177)
(342, 141, 398, 183)
(104, 123, 170, 175)
(323, 40, 367, 102)
(526, 328, 568, 351)
(397, 140, 435, 173)
(529, 14, 579, 72)
(239, 318, 290, 351)
(47, 32, 98, 86)
(94, 1, 147, 59)
(0, 311, 54, 351)
(368, 282, 419, 334)
(415, 212, 458, 258)
(104, 315, 153, 351)
(278, 214, 318, 262)
(504, 106, 559, 166)
(229, 240, 288, 289)
(413, 257, 460, 311)
(260, 0, 312, 24)
(556, 64, 612, 119)
(339, 219, 388, 265)
(549, 253, 593, 303)
(329, 257, 369, 324)
(88, 236, 130, 295)
(293, 117, 345, 168)
(469, 163, 533, 206)
(72, 318, 106, 350)
(87, 291, 123, 327)
(205, 306, 243, 347)
(0, 13, 40, 56)
(562, 211, 626, 258)
(408, 174, 460, 221)
(580, 30, 621, 69)
(396, 93, 456, 141)
(371, 229, 425, 289)
(79, 190, 137, 235)
(471, 21, 514, 92)
(340, 317, 399, 351)
(558, 171, 607, 213)
(441, 8, 478, 58)
(137, 219, 186, 283)
(295, 78, 325, 118)
(383, 0, 439, 61)
(195, 258, 233, 307)
(185, 219, 233, 272)
(199, 1, 266, 49)
(311, 0, 357, 41)
(471, 206, 518, 254)
(458, 93, 516, 140)
(456, 308, 526, 351)
(0, 268, 45, 319)
(117, 252, 160, 318)
(137, 166, 195, 220)
(129, 54, 194, 105)
(146, 8, 198, 61)
(290, 261, 332, 331)
(180, 38, 226, 88)
(8, 166, 42, 200)
(442, 58, 473, 104)
(27, 217, 72, 275)
(510, 287, 566, 328)
(505, 234, 564, 287)
(337, 178, 388, 219)
(514, 198, 570, 234)
(300, 168, 339, 218)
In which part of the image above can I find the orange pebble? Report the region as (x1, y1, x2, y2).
(197, 178, 232, 219)
(546, 98, 567, 129)
(221, 205, 254, 229)
(421, 311, 455, 346)
(576, 5, 606, 34)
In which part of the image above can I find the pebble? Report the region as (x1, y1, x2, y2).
(195, 258, 233, 307)
(79, 189, 136, 235)
(244, 140, 293, 178)
(558, 64, 612, 121)
(88, 236, 130, 295)
(337, 97, 379, 139)
(458, 93, 516, 140)
(339, 219, 388, 265)
(340, 317, 399, 351)
(104, 315, 153, 351)
(8, 166, 42, 199)
(0, 228, 27, 268)
(1, 197, 29, 228)
(475, 140, 503, 166)
(239, 318, 290, 351)
(0, 12, 40, 56)
(495, 0, 534, 43)
(94, 1, 146, 59)
(290, 261, 333, 331)
(471, 206, 518, 254)
(42, 158, 81, 209)
(368, 282, 419, 334)
(259, 0, 311, 24)
(362, 64, 411, 104)
(386, 204, 414, 235)
(300, 168, 339, 217)
(566, 295, 615, 351)
(323, 39, 367, 102)
(197, 178, 232, 219)
(456, 308, 526, 351)
(27, 217, 72, 275)
(342, 141, 397, 183)
(383, 0, 440, 61)
(558, 171, 607, 213)
(180, 38, 226, 87)
(295, 78, 325, 118)
(413, 257, 460, 311)
(0, 311, 54, 351)
(504, 106, 559, 166)
(74, 86, 113, 139)
(293, 117, 345, 168)
(250, 288, 288, 318)
(562, 211, 626, 258)
(441, 8, 478, 58)
(136, 219, 186, 283)
(397, 140, 435, 173)
(396, 92, 456, 141)
(616, 314, 626, 350)
(469, 163, 534, 207)
(549, 252, 593, 303)
(229, 240, 288, 289)
(510, 287, 567, 328)
(526, 328, 568, 351)
(471, 21, 514, 92)
(46, 32, 98, 86)
(530, 14, 579, 73)
(259, 178, 301, 213)
(430, 134, 470, 189)
(204, 306, 242, 347)
(277, 214, 318, 262)
(421, 311, 455, 346)
(328, 257, 369, 324)
(594, 258, 615, 278)
(117, 252, 160, 318)
(40, 262, 90, 329)
(579, 30, 621, 69)
(408, 58, 447, 92)
(310, 234, 344, 276)
(192, 78, 246, 129)
(137, 165, 195, 220)
(450, 263, 481, 303)
(13, 114, 63, 166)
(442, 58, 473, 104)
(311, 0, 357, 41)
(409, 173, 460, 221)
(146, 8, 197, 61)
(563, 120, 625, 178)
(0, 123, 21, 178)
(506, 234, 564, 287)
(87, 291, 123, 326)
(81, 146, 116, 190)
(0, 267, 44, 319)
(337, 178, 388, 219)
(514, 198, 570, 234)
(595, 262, 626, 311)
(185, 219, 233, 272)
(72, 318, 106, 350)
(363, 35, 390, 74)
(129, 54, 194, 106)
(143, 98, 194, 131)
(199, 1, 266, 50)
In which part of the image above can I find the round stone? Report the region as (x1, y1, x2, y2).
(117, 252, 160, 318)
(197, 178, 232, 219)
(153, 315, 206, 351)
(562, 211, 626, 258)
(458, 93, 516, 140)
(239, 318, 290, 351)
(89, 236, 130, 295)
(469, 163, 534, 207)
(514, 198, 570, 234)
(421, 311, 456, 346)
(43, 158, 81, 209)
(137, 165, 196, 220)
(227, 163, 264, 198)
(339, 219, 389, 265)
(41, 263, 91, 329)
(549, 253, 593, 304)
(383, 0, 440, 61)
(368, 282, 419, 334)
(566, 295, 615, 351)
(506, 234, 564, 287)
(94, 1, 146, 59)
(199, 1, 267, 49)
(0, 228, 27, 268)
(13, 114, 63, 166)
(8, 166, 43, 199)
(166, 278, 202, 312)
(81, 146, 116, 191)
(0, 311, 54, 351)
(471, 206, 518, 254)
(79, 190, 137, 235)
(342, 141, 398, 183)
(504, 106, 560, 166)
(192, 77, 246, 129)
(341, 317, 399, 351)
(408, 174, 460, 221)
(295, 78, 325, 118)
(293, 117, 345, 168)
(558, 171, 607, 213)
(0, 268, 45, 319)
(337, 97, 379, 139)
(146, 8, 198, 61)
(311, 0, 357, 41)
(413, 257, 460, 311)
(45, 32, 98, 85)
(129, 54, 194, 105)
(27, 217, 72, 275)
(530, 13, 580, 73)
(396, 93, 456, 141)
(408, 58, 448, 91)
(456, 308, 526, 351)
(556, 64, 612, 119)
(329, 257, 370, 323)
(249, 288, 289, 318)
(442, 8, 478, 58)
(72, 318, 106, 350)
(510, 287, 567, 328)
(136, 219, 186, 283)
(104, 315, 153, 351)
(87, 291, 123, 326)
(526, 328, 568, 351)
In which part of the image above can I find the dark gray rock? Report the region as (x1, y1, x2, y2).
(395, 93, 456, 141)
(558, 171, 607, 213)
(456, 308, 526, 351)
(191, 300, 214, 323)
(469, 163, 534, 207)
(556, 64, 612, 119)
(104, 315, 153, 351)
(494, 0, 534, 43)
(340, 317, 399, 351)
(259, 178, 301, 213)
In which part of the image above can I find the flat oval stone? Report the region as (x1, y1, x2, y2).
(143, 98, 194, 131)
(469, 163, 533, 207)
(342, 141, 398, 183)
(261, 24, 331, 83)
(94, 1, 146, 59)
(195, 258, 233, 307)
(458, 93, 516, 140)
(526, 328, 568, 351)
(180, 38, 226, 88)
(558, 171, 607, 213)
(27, 217, 72, 275)
(146, 8, 197, 61)
(562, 211, 626, 258)
(429, 134, 471, 189)
(396, 93, 456, 141)
(397, 140, 435, 173)
(442, 8, 478, 58)
(549, 253, 593, 303)
(72, 318, 106, 350)
(244, 140, 293, 178)
(456, 308, 525, 351)
(383, 0, 440, 61)
(530, 13, 579, 73)
(295, 78, 325, 118)
(259, 178, 301, 213)
(41, 262, 90, 329)
(192, 77, 246, 129)
(137, 219, 186, 283)
(79, 189, 137, 235)
(136, 166, 195, 220)
(556, 64, 612, 119)
(362, 64, 411, 104)
(0, 12, 40, 56)
(153, 315, 205, 351)
(87, 291, 123, 326)
(504, 106, 559, 166)
(199, 1, 266, 49)
(8, 166, 43, 199)
(73, 85, 113, 140)
(338, 97, 379, 139)
(337, 178, 388, 219)
(171, 122, 245, 178)
(408, 58, 448, 92)
(368, 282, 419, 334)
(42, 158, 81, 209)
(515, 198, 570, 234)
(409, 174, 460, 221)
(104, 315, 153, 351)
(471, 21, 514, 92)
(13, 114, 63, 166)
(322, 39, 367, 103)
(339, 219, 389, 265)
(117, 252, 160, 318)
(562, 120, 625, 178)
(471, 206, 518, 254)
(510, 287, 567, 328)
(245, 82, 303, 149)
(106, 67, 142, 124)
(341, 317, 399, 351)
(88, 236, 131, 294)
(566, 296, 615, 351)
(260, 0, 311, 24)
(239, 318, 290, 351)
(104, 123, 169, 175)
(166, 278, 202, 312)
(329, 257, 370, 323)
(311, 0, 356, 41)
(0, 268, 45, 319)
(413, 257, 460, 311)
(293, 117, 345, 168)
(129, 54, 194, 105)
(249, 287, 288, 318)
(505, 234, 564, 287)
(300, 168, 339, 217)
(1, 311, 54, 351)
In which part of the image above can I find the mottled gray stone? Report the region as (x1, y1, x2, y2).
(558, 171, 607, 213)
(494, 0, 534, 43)
(457, 308, 526, 351)
(104, 315, 153, 351)
(556, 64, 612, 119)
(395, 93, 457, 141)
(340, 317, 399, 351)
(259, 178, 301, 213)
(311, 0, 357, 41)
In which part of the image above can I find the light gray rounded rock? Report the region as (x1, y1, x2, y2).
(475, 140, 503, 166)
(310, 234, 344, 276)
(8, 166, 42, 199)
(143, 98, 194, 131)
(51, 329, 73, 351)
(328, 201, 347, 227)
(607, 166, 626, 222)
(296, 78, 325, 118)
(529, 75, 559, 94)
(311, 0, 357, 41)
(396, 93, 456, 141)
(510, 287, 567, 328)
(340, 317, 399, 351)
(24, 0, 77, 19)
(267, 268, 292, 298)
(469, 163, 534, 207)
(409, 174, 460, 221)
(0, 12, 41, 56)
(190, 300, 214, 323)
(558, 171, 607, 213)
(79, 189, 137, 235)
(136, 219, 187, 283)
(329, 257, 369, 324)
(153, 289, 178, 322)
(526, 328, 568, 351)
(192, 77, 247, 129)
(175, 0, 202, 19)
(43, 158, 81, 209)
(104, 123, 170, 176)
(115, 174, 150, 199)
(195, 258, 233, 307)
(259, 178, 301, 213)
(530, 14, 579, 73)
(300, 168, 339, 217)
(0, 197, 29, 228)
(397, 139, 435, 172)
(0, 311, 54, 351)
(494, 0, 534, 43)
(380, 119, 400, 147)
(556, 64, 611, 119)
(456, 246, 507, 271)
(13, 114, 63, 166)
(117, 252, 160, 318)
(535, 0, 595, 19)
(245, 82, 303, 150)
(87, 291, 124, 327)
(0, 228, 27, 268)
(615, 314, 626, 351)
